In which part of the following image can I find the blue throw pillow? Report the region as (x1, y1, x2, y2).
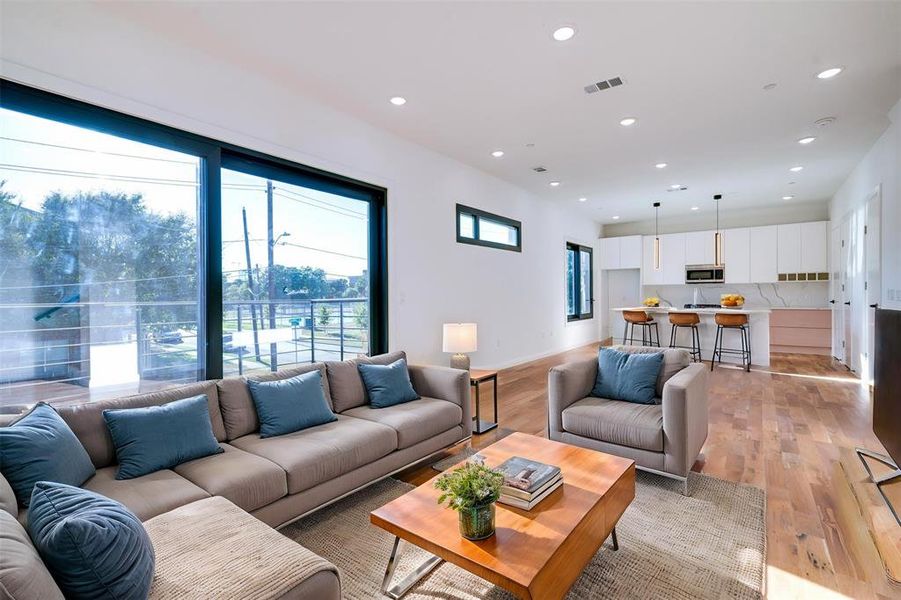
(592, 348, 664, 404)
(358, 358, 420, 408)
(103, 395, 223, 480)
(247, 370, 337, 438)
(0, 403, 95, 507)
(28, 481, 154, 600)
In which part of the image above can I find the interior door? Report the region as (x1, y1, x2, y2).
(830, 224, 843, 360)
(841, 216, 853, 369)
(865, 188, 881, 385)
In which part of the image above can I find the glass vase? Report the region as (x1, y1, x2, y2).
(459, 502, 496, 540)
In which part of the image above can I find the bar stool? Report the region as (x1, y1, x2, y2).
(668, 312, 702, 362)
(710, 312, 751, 372)
(622, 310, 660, 347)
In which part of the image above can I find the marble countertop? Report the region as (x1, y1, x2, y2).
(614, 306, 772, 315)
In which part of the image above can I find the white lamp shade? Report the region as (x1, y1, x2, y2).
(442, 323, 478, 353)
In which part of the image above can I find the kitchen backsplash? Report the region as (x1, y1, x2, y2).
(641, 282, 830, 308)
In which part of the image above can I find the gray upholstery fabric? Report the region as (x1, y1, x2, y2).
(325, 351, 406, 413)
(275, 570, 341, 600)
(83, 466, 209, 521)
(0, 471, 16, 518)
(610, 345, 691, 398)
(554, 431, 666, 472)
(231, 415, 397, 495)
(547, 357, 597, 434)
(407, 365, 472, 437)
(343, 397, 463, 449)
(562, 397, 664, 452)
(254, 426, 464, 528)
(663, 363, 710, 477)
(173, 443, 287, 512)
(0, 511, 65, 600)
(217, 364, 331, 440)
(57, 381, 226, 468)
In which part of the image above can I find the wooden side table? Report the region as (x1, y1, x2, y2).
(469, 369, 498, 434)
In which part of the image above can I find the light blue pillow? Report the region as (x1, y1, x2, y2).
(247, 370, 337, 438)
(358, 358, 420, 408)
(0, 403, 95, 507)
(103, 395, 223, 480)
(592, 348, 664, 404)
(28, 481, 154, 600)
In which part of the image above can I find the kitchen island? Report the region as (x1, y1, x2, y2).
(613, 306, 771, 367)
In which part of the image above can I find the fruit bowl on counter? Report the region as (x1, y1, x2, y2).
(720, 294, 745, 308)
(643, 297, 660, 307)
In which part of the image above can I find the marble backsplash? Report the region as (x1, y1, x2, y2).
(641, 281, 830, 309)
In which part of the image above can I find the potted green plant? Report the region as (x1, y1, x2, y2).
(434, 461, 505, 540)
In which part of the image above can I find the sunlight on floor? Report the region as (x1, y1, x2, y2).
(767, 567, 852, 600)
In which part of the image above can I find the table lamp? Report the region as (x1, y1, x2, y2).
(443, 323, 477, 371)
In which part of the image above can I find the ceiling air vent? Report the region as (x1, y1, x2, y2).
(532, 166, 547, 173)
(585, 76, 625, 94)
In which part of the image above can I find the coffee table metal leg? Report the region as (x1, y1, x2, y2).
(381, 536, 443, 599)
(610, 527, 619, 551)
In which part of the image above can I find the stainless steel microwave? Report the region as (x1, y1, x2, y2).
(685, 265, 725, 284)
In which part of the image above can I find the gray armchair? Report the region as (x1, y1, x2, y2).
(547, 346, 708, 494)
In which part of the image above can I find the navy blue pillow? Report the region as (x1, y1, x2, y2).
(592, 348, 664, 404)
(103, 395, 223, 480)
(0, 403, 95, 507)
(358, 358, 420, 408)
(247, 370, 337, 438)
(28, 481, 154, 600)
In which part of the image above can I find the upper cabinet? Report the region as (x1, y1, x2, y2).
(749, 226, 778, 283)
(777, 224, 803, 273)
(778, 221, 828, 275)
(684, 230, 716, 265)
(724, 227, 750, 284)
(600, 235, 641, 270)
(643, 233, 685, 285)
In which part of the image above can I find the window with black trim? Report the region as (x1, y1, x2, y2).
(566, 243, 593, 321)
(456, 204, 521, 252)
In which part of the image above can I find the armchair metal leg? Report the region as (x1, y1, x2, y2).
(610, 526, 619, 551)
(682, 476, 689, 496)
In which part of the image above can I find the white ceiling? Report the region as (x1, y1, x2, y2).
(104, 2, 901, 223)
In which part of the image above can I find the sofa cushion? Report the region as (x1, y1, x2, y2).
(103, 395, 224, 480)
(83, 467, 209, 521)
(611, 345, 691, 398)
(0, 510, 65, 600)
(231, 415, 397, 494)
(0, 403, 95, 507)
(592, 348, 663, 405)
(562, 397, 664, 452)
(358, 358, 420, 408)
(343, 397, 463, 449)
(325, 351, 406, 413)
(57, 380, 226, 469)
(217, 363, 331, 441)
(0, 471, 16, 518)
(248, 370, 337, 438)
(173, 443, 287, 512)
(28, 482, 155, 600)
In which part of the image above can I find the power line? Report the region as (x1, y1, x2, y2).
(281, 241, 366, 261)
(272, 185, 368, 218)
(0, 136, 199, 165)
(0, 163, 199, 188)
(271, 191, 366, 221)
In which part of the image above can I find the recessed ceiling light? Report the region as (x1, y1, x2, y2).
(619, 117, 637, 127)
(491, 150, 505, 158)
(788, 181, 796, 185)
(655, 162, 668, 169)
(670, 184, 681, 189)
(782, 195, 794, 200)
(612, 216, 620, 220)
(389, 96, 406, 106)
(578, 197, 587, 202)
(549, 181, 561, 187)
(798, 136, 816, 145)
(763, 82, 777, 91)
(816, 67, 843, 80)
(552, 26, 576, 41)
(789, 166, 803, 172)
(691, 206, 699, 211)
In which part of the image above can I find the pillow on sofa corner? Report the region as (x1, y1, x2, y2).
(358, 359, 420, 408)
(28, 481, 154, 600)
(103, 394, 223, 480)
(247, 370, 337, 438)
(0, 403, 95, 507)
(592, 347, 664, 405)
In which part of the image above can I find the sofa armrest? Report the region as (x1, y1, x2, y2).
(661, 363, 709, 477)
(408, 365, 471, 437)
(547, 357, 597, 438)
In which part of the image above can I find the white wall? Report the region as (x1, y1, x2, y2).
(0, 3, 601, 370)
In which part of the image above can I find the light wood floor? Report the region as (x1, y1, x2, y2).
(397, 343, 898, 600)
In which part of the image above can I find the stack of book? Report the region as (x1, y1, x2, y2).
(495, 456, 563, 510)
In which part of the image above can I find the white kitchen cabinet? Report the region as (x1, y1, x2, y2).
(618, 235, 642, 269)
(777, 224, 802, 273)
(749, 225, 779, 282)
(661, 233, 686, 285)
(724, 227, 750, 284)
(684, 230, 715, 265)
(600, 237, 620, 270)
(800, 221, 828, 272)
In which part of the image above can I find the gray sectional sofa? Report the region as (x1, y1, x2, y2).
(0, 351, 471, 599)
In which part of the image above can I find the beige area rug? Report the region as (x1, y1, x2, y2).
(281, 469, 765, 599)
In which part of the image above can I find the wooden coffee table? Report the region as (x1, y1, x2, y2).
(370, 432, 635, 599)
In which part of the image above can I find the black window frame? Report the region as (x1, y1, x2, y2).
(455, 203, 521, 252)
(0, 78, 389, 381)
(566, 242, 594, 321)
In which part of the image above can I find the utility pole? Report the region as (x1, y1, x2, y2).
(242, 207, 261, 362)
(266, 180, 278, 371)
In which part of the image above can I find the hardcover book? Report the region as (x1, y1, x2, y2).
(498, 478, 564, 510)
(495, 456, 561, 494)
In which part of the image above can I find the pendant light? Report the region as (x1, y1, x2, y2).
(713, 194, 723, 267)
(653, 202, 661, 270)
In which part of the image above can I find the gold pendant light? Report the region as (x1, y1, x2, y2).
(653, 202, 661, 270)
(714, 194, 723, 267)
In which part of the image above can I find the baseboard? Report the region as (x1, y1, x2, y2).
(474, 340, 600, 371)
